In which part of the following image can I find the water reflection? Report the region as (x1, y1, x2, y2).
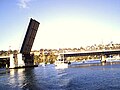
(22, 68, 40, 90)
(8, 68, 40, 90)
(8, 69, 25, 88)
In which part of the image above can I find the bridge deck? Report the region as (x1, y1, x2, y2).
(60, 49, 120, 57)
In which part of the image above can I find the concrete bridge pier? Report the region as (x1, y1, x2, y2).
(9, 54, 25, 69)
(9, 54, 15, 68)
(101, 55, 106, 63)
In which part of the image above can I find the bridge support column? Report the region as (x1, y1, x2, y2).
(17, 54, 25, 67)
(9, 54, 15, 68)
(9, 54, 25, 69)
(101, 55, 106, 63)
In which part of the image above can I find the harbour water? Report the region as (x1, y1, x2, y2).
(1, 63, 120, 90)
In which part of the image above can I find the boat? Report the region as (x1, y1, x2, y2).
(70, 61, 84, 65)
(55, 59, 68, 69)
(55, 52, 70, 69)
(83, 59, 101, 64)
(106, 58, 120, 62)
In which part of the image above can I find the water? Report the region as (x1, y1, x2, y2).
(1, 63, 120, 90)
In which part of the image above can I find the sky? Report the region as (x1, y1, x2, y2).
(0, 0, 120, 50)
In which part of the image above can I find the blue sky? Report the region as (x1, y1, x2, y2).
(0, 0, 120, 50)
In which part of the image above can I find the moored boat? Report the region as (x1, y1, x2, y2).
(55, 60, 68, 69)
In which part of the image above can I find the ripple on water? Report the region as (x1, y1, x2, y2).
(0, 64, 120, 90)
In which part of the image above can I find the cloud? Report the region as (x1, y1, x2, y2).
(18, 0, 32, 9)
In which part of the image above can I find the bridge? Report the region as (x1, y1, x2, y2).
(61, 49, 120, 56)
(19, 18, 40, 67)
(59, 49, 120, 62)
(0, 18, 40, 68)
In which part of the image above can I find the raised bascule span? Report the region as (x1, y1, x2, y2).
(20, 18, 40, 55)
(9, 18, 40, 68)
